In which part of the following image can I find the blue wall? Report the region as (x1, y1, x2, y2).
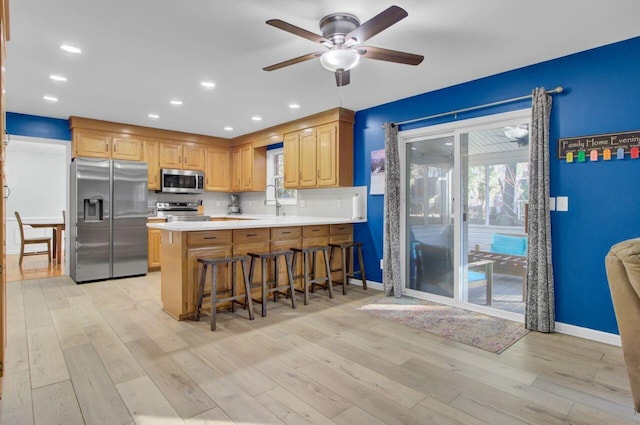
(354, 36, 640, 335)
(6, 112, 71, 141)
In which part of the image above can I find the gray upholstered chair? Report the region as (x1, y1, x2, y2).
(605, 238, 640, 412)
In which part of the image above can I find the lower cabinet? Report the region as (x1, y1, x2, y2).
(148, 218, 166, 270)
(329, 224, 353, 282)
(159, 223, 353, 320)
(148, 228, 162, 270)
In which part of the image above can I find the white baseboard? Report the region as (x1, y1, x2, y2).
(555, 321, 621, 346)
(348, 278, 383, 291)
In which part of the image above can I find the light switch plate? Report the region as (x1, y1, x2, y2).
(337, 199, 342, 208)
(380, 259, 384, 269)
(300, 200, 306, 208)
(215, 200, 221, 207)
(549, 197, 556, 211)
(556, 196, 569, 211)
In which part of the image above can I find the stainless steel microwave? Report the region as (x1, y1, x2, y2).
(160, 169, 204, 194)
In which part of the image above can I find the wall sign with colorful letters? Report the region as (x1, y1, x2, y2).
(557, 130, 640, 163)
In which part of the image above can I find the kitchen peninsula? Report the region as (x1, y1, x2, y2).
(148, 215, 366, 320)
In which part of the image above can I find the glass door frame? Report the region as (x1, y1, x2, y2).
(399, 109, 530, 320)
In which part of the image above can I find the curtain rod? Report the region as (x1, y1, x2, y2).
(391, 86, 564, 127)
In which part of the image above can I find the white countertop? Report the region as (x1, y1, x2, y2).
(147, 214, 366, 232)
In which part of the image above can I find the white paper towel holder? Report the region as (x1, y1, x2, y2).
(351, 193, 362, 220)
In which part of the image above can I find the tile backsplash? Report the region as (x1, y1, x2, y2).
(148, 186, 368, 219)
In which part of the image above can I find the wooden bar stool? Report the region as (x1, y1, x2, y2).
(247, 250, 297, 317)
(329, 241, 367, 295)
(291, 246, 334, 305)
(195, 255, 254, 331)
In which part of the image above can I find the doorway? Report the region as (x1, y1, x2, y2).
(401, 110, 530, 318)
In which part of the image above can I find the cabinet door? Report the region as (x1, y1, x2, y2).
(204, 147, 231, 191)
(112, 137, 143, 161)
(148, 228, 162, 269)
(299, 129, 317, 187)
(143, 140, 161, 190)
(240, 145, 254, 191)
(316, 123, 337, 187)
(186, 245, 232, 318)
(233, 241, 270, 298)
(159, 142, 183, 169)
(283, 132, 300, 188)
(183, 144, 205, 171)
(76, 133, 111, 158)
(231, 147, 242, 191)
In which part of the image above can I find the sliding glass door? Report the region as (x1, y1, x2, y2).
(402, 110, 530, 316)
(405, 135, 455, 298)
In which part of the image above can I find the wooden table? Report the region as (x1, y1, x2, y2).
(23, 220, 65, 264)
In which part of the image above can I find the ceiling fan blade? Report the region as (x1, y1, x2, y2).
(359, 46, 424, 65)
(263, 52, 324, 71)
(266, 19, 329, 44)
(335, 69, 351, 86)
(345, 6, 408, 44)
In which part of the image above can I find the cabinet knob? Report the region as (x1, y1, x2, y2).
(113, 143, 117, 152)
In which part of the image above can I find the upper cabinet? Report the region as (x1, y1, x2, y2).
(159, 142, 205, 171)
(283, 119, 352, 189)
(74, 131, 143, 161)
(230, 143, 266, 192)
(143, 139, 161, 190)
(204, 146, 231, 192)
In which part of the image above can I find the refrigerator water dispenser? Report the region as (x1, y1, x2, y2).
(83, 198, 103, 221)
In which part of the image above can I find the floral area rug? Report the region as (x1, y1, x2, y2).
(358, 296, 529, 354)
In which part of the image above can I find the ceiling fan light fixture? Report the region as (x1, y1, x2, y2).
(503, 125, 529, 139)
(319, 48, 360, 72)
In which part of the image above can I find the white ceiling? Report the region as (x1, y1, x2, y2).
(6, 1, 640, 139)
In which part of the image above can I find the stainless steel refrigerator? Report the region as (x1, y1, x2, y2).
(70, 157, 148, 283)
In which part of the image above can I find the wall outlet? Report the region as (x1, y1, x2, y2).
(556, 196, 569, 212)
(337, 199, 342, 208)
(215, 200, 221, 207)
(246, 201, 252, 207)
(380, 259, 384, 269)
(300, 200, 306, 208)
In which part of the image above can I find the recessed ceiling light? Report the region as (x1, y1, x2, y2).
(223, 126, 234, 131)
(445, 142, 453, 146)
(170, 99, 183, 106)
(49, 74, 68, 82)
(148, 113, 159, 119)
(43, 95, 58, 102)
(60, 44, 82, 54)
(252, 116, 262, 121)
(200, 81, 215, 89)
(289, 103, 301, 109)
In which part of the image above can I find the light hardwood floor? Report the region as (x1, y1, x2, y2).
(0, 272, 636, 424)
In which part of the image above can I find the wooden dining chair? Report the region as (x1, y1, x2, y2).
(14, 211, 51, 265)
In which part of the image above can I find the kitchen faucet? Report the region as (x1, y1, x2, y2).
(265, 184, 283, 216)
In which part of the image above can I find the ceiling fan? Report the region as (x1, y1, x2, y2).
(263, 5, 424, 86)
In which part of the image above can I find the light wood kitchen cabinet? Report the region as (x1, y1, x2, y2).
(183, 144, 205, 170)
(159, 142, 183, 169)
(283, 132, 300, 187)
(230, 143, 266, 192)
(271, 227, 302, 290)
(159, 142, 205, 171)
(283, 120, 352, 189)
(204, 146, 231, 191)
(329, 223, 353, 282)
(161, 229, 233, 320)
(148, 217, 166, 270)
(143, 140, 161, 190)
(302, 225, 330, 279)
(233, 228, 270, 299)
(74, 131, 143, 161)
(157, 222, 355, 321)
(299, 129, 318, 187)
(148, 228, 162, 269)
